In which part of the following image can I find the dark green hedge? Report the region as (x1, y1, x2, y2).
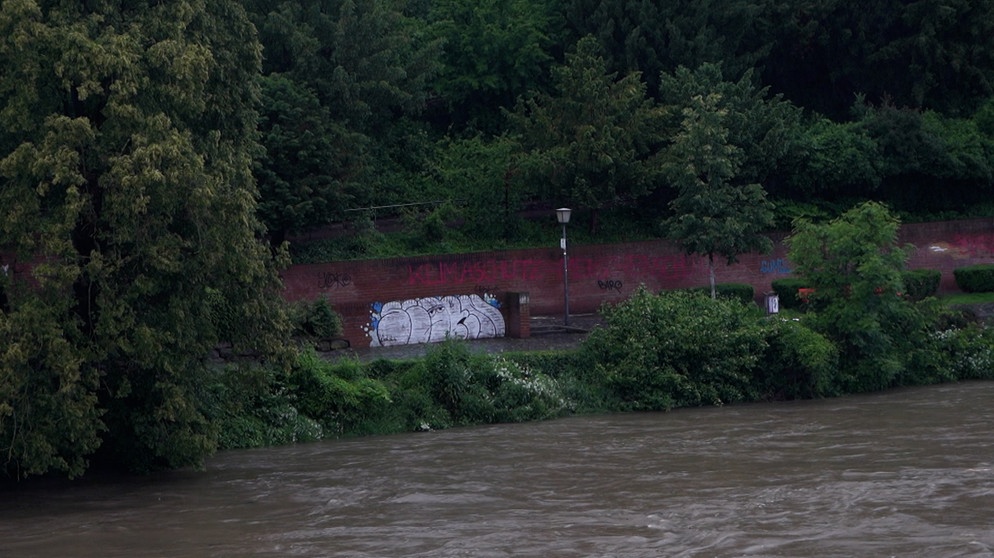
(953, 264, 994, 293)
(901, 269, 941, 300)
(770, 278, 811, 310)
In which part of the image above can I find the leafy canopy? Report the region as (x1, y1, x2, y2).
(0, 0, 289, 478)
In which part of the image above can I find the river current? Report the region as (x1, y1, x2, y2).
(1, 382, 992, 557)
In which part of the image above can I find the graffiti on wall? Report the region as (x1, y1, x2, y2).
(365, 294, 505, 347)
(760, 259, 792, 274)
(317, 272, 353, 289)
(929, 234, 994, 259)
(597, 279, 623, 293)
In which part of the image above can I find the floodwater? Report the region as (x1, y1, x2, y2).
(1, 382, 993, 557)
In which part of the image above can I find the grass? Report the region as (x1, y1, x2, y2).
(937, 291, 994, 305)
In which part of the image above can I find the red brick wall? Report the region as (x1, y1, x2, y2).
(281, 218, 994, 347)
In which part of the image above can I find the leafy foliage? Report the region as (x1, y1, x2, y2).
(414, 339, 571, 427)
(0, 0, 290, 478)
(508, 36, 667, 215)
(425, 0, 557, 134)
(763, 0, 994, 119)
(288, 351, 393, 436)
(254, 75, 360, 244)
(786, 202, 941, 391)
(658, 64, 803, 187)
(757, 318, 839, 400)
(289, 297, 344, 341)
(662, 92, 774, 297)
(684, 283, 755, 304)
(582, 288, 767, 411)
(901, 269, 942, 301)
(245, 0, 442, 229)
(562, 0, 772, 100)
(953, 264, 994, 293)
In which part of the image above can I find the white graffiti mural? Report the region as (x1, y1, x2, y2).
(366, 294, 505, 347)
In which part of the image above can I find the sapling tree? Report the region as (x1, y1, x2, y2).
(662, 92, 774, 298)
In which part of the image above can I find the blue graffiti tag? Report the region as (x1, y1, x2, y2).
(760, 259, 792, 274)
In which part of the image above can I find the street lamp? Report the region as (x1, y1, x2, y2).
(556, 207, 571, 326)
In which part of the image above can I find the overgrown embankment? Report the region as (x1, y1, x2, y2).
(204, 287, 994, 450)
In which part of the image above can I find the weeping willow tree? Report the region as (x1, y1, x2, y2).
(0, 0, 291, 479)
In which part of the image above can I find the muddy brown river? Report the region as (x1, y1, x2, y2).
(1, 382, 993, 557)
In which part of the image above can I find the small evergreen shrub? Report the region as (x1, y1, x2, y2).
(901, 269, 941, 300)
(770, 278, 810, 310)
(953, 264, 994, 293)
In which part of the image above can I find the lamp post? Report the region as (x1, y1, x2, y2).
(556, 207, 571, 326)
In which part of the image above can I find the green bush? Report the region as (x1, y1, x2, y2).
(931, 325, 994, 380)
(901, 269, 941, 300)
(770, 278, 811, 310)
(686, 282, 756, 304)
(758, 319, 839, 400)
(953, 264, 994, 293)
(417, 340, 571, 427)
(582, 288, 767, 411)
(202, 363, 323, 449)
(288, 350, 392, 435)
(290, 297, 343, 341)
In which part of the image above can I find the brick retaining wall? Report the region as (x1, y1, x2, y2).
(281, 218, 994, 348)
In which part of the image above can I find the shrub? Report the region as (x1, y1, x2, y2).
(931, 325, 994, 381)
(582, 287, 767, 411)
(202, 363, 324, 449)
(289, 297, 343, 341)
(953, 264, 994, 293)
(288, 350, 392, 435)
(770, 278, 811, 310)
(901, 269, 941, 301)
(757, 319, 839, 400)
(686, 282, 756, 304)
(416, 340, 571, 427)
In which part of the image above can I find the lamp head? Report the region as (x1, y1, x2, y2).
(556, 207, 572, 225)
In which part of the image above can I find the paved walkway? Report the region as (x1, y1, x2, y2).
(323, 313, 604, 362)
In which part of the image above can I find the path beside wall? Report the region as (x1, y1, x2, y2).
(281, 219, 994, 348)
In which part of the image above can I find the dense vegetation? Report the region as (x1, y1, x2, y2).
(203, 207, 994, 449)
(201, 204, 994, 450)
(3, 0, 994, 480)
(240, 0, 994, 258)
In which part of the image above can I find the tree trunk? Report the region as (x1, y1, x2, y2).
(709, 253, 716, 299)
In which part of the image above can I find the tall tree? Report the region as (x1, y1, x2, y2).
(254, 74, 361, 244)
(507, 36, 667, 226)
(663, 93, 774, 298)
(0, 0, 289, 478)
(657, 63, 803, 188)
(425, 0, 558, 135)
(246, 0, 441, 229)
(562, 0, 774, 100)
(763, 0, 994, 118)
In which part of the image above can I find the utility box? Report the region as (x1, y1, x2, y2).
(504, 292, 531, 338)
(765, 292, 780, 315)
